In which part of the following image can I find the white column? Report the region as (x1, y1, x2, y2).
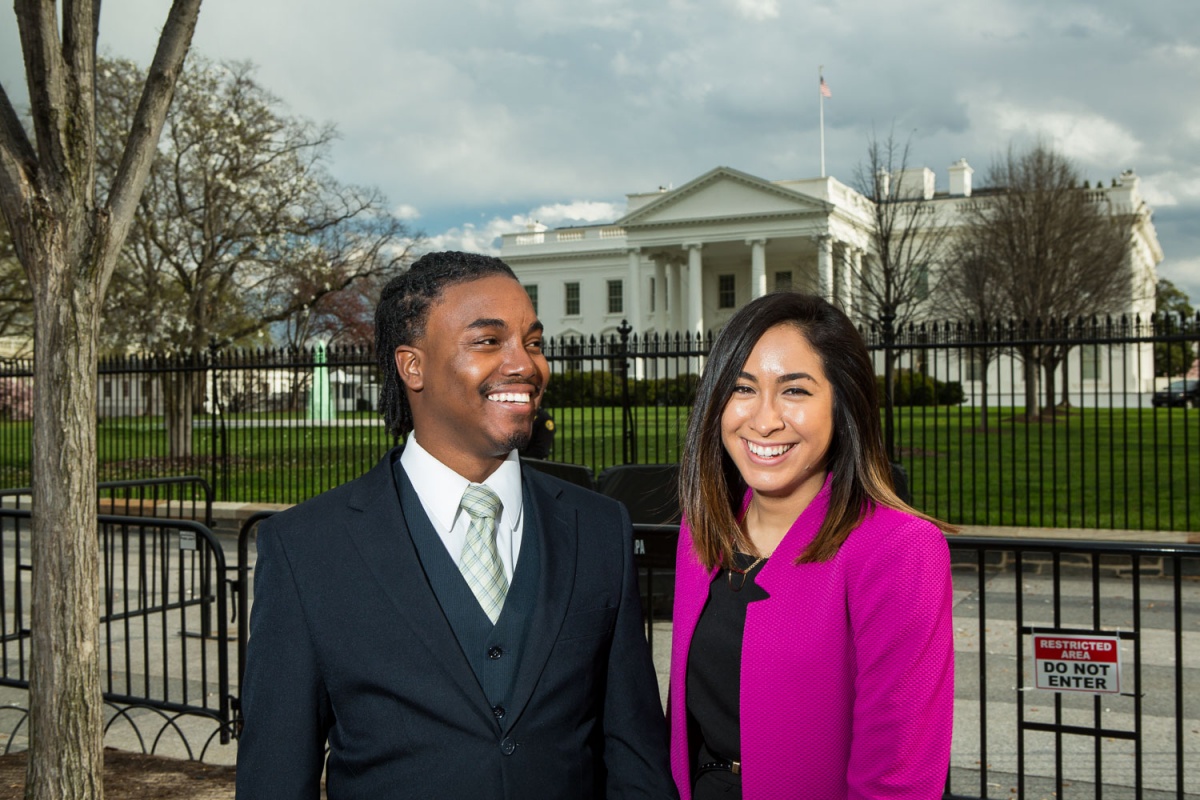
(669, 259, 683, 333)
(684, 243, 704, 336)
(848, 248, 863, 317)
(625, 248, 642, 331)
(747, 238, 767, 298)
(815, 234, 834, 300)
(837, 244, 854, 309)
(653, 255, 668, 334)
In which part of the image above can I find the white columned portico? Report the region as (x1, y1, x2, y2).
(747, 238, 767, 299)
(815, 234, 834, 299)
(684, 242, 704, 336)
(669, 259, 683, 333)
(653, 256, 668, 334)
(625, 248, 642, 330)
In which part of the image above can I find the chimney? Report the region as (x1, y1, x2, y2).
(948, 158, 973, 197)
(875, 168, 891, 199)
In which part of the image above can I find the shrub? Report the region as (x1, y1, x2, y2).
(543, 370, 622, 407)
(877, 370, 964, 407)
(640, 374, 700, 406)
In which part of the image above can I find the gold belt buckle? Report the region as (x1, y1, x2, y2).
(730, 760, 741, 775)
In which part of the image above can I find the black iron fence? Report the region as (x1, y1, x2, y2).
(0, 506, 233, 758)
(0, 490, 1194, 796)
(0, 313, 1197, 529)
(228, 511, 1200, 796)
(943, 535, 1200, 799)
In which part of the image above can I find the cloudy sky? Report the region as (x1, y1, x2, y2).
(3, 0, 1199, 302)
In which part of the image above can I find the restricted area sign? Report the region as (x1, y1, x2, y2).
(1033, 633, 1121, 694)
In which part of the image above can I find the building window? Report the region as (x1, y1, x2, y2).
(524, 284, 538, 315)
(966, 349, 987, 382)
(649, 277, 656, 312)
(718, 274, 736, 309)
(607, 280, 624, 314)
(565, 282, 580, 316)
(1080, 344, 1102, 380)
(774, 271, 793, 291)
(915, 263, 930, 300)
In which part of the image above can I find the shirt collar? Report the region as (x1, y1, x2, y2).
(399, 433, 523, 533)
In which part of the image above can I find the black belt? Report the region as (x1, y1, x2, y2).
(696, 742, 741, 776)
(697, 758, 741, 775)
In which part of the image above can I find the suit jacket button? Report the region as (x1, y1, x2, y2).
(488, 646, 503, 659)
(500, 736, 516, 755)
(492, 705, 506, 719)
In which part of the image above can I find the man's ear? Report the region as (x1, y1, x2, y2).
(395, 346, 424, 392)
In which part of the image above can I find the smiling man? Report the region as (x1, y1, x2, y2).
(236, 251, 674, 799)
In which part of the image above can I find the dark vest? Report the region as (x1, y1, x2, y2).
(394, 463, 540, 732)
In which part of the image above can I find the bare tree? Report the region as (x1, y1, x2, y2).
(938, 242, 1006, 431)
(94, 57, 417, 454)
(282, 276, 383, 351)
(947, 143, 1134, 418)
(852, 128, 952, 332)
(0, 2, 202, 798)
(852, 128, 952, 456)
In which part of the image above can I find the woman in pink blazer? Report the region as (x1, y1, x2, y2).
(671, 292, 955, 799)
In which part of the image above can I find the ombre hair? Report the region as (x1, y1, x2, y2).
(678, 292, 954, 569)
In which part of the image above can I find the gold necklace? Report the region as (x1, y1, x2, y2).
(726, 555, 766, 591)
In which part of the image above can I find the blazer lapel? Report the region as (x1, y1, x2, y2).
(502, 470, 576, 730)
(343, 453, 493, 720)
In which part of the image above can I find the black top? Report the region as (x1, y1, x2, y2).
(686, 552, 768, 799)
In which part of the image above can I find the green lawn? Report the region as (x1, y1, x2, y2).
(1, 404, 1197, 531)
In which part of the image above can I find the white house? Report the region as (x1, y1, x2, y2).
(501, 162, 1164, 400)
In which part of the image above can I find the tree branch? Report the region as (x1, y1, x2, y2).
(103, 0, 202, 272)
(0, 83, 39, 228)
(14, 0, 69, 191)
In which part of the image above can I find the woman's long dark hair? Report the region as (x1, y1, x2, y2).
(678, 292, 953, 569)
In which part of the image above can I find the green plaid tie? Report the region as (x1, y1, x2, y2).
(459, 484, 507, 624)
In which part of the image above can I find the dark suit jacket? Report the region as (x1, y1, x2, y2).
(236, 449, 674, 799)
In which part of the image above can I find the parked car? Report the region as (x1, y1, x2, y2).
(1152, 378, 1200, 408)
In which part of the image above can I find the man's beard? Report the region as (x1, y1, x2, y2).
(500, 428, 532, 454)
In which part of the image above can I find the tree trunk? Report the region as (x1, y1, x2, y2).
(979, 370, 990, 431)
(26, 270, 105, 800)
(1043, 359, 1058, 418)
(1021, 347, 1040, 421)
(162, 370, 194, 458)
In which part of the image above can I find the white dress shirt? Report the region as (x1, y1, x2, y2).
(399, 433, 524, 581)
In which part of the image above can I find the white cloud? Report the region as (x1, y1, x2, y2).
(966, 96, 1143, 167)
(526, 200, 623, 226)
(423, 199, 624, 255)
(393, 204, 421, 221)
(1158, 255, 1200, 305)
(730, 0, 780, 21)
(1138, 168, 1200, 207)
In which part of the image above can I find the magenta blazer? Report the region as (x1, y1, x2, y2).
(669, 477, 954, 799)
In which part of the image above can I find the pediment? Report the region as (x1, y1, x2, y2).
(617, 166, 831, 227)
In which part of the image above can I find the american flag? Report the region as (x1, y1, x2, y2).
(820, 76, 832, 98)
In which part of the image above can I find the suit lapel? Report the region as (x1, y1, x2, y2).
(502, 470, 576, 730)
(343, 453, 493, 720)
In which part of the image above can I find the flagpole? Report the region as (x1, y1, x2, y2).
(819, 65, 826, 177)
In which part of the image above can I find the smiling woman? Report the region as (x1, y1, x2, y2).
(670, 291, 957, 800)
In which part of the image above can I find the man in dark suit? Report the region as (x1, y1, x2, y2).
(236, 251, 674, 799)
